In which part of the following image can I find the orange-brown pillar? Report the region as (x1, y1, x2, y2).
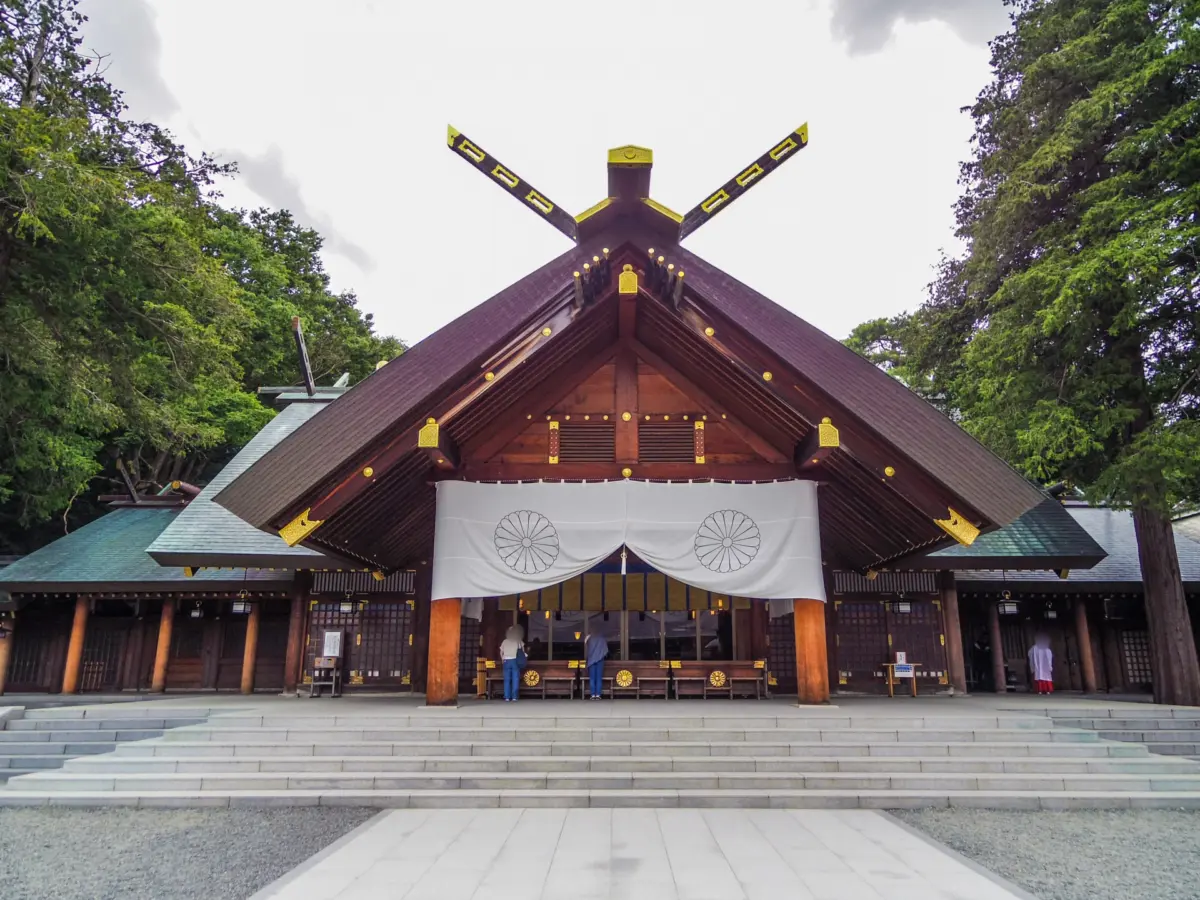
(793, 598, 830, 704)
(1075, 598, 1098, 694)
(61, 595, 90, 694)
(940, 572, 968, 695)
(283, 573, 310, 695)
(987, 599, 1007, 693)
(426, 597, 462, 706)
(240, 601, 262, 694)
(0, 618, 14, 696)
(150, 598, 176, 693)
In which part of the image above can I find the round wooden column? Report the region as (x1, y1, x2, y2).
(793, 598, 830, 704)
(61, 595, 90, 694)
(240, 602, 262, 694)
(425, 597, 462, 707)
(0, 620, 14, 696)
(150, 598, 176, 693)
(987, 600, 1007, 694)
(939, 573, 968, 694)
(282, 573, 310, 695)
(1074, 598, 1098, 693)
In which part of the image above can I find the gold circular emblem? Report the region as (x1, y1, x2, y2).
(616, 669, 634, 688)
(709, 670, 727, 688)
(621, 467, 632, 478)
(523, 669, 541, 687)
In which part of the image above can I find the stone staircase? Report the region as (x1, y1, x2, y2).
(4, 703, 1200, 809)
(1043, 706, 1200, 760)
(0, 704, 209, 782)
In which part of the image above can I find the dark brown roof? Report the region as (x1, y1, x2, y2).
(215, 232, 1057, 570)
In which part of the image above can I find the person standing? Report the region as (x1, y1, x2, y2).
(499, 626, 524, 702)
(585, 627, 609, 700)
(1028, 634, 1054, 695)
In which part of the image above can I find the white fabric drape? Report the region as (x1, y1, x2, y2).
(430, 480, 825, 603)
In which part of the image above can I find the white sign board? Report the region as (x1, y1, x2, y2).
(894, 651, 907, 664)
(893, 664, 914, 679)
(322, 631, 343, 658)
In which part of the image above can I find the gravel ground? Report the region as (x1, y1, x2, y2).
(0, 808, 377, 900)
(894, 809, 1200, 900)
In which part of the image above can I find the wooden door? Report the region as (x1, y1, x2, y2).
(834, 599, 889, 692)
(166, 616, 207, 689)
(80, 618, 129, 692)
(766, 613, 796, 695)
(349, 601, 415, 690)
(885, 598, 949, 691)
(6, 605, 71, 692)
(216, 617, 247, 690)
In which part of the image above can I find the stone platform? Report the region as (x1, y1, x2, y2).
(3, 694, 1199, 809)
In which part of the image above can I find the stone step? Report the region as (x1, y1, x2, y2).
(1144, 743, 1200, 756)
(1097, 730, 1200, 742)
(2, 755, 76, 770)
(5, 717, 204, 732)
(22, 707, 217, 721)
(0, 742, 117, 756)
(61, 754, 1200, 776)
(2, 788, 1199, 810)
(195, 715, 1054, 730)
(110, 739, 1151, 759)
(0, 729, 162, 743)
(155, 726, 1098, 744)
(14, 769, 1200, 793)
(1043, 707, 1200, 720)
(1055, 718, 1200, 731)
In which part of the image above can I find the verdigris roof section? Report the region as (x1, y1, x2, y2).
(0, 507, 291, 593)
(148, 403, 335, 568)
(928, 498, 1106, 569)
(953, 505, 1200, 588)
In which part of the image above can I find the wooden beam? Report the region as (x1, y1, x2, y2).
(417, 419, 460, 472)
(292, 316, 316, 397)
(630, 338, 790, 464)
(426, 597, 462, 706)
(940, 572, 967, 695)
(240, 601, 262, 694)
(795, 418, 840, 474)
(615, 346, 638, 463)
(453, 462, 798, 482)
(282, 574, 309, 695)
(61, 595, 89, 695)
(151, 598, 175, 693)
(793, 598, 829, 704)
(464, 342, 619, 462)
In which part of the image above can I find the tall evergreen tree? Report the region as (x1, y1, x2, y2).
(912, 0, 1200, 704)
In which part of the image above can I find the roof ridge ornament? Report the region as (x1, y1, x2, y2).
(446, 123, 809, 245)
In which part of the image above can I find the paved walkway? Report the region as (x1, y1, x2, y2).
(250, 809, 1029, 900)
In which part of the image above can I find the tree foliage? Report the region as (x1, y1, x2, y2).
(0, 0, 402, 553)
(854, 0, 1200, 703)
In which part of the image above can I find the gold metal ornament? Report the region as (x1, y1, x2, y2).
(362, 467, 374, 478)
(762, 371, 773, 382)
(621, 468, 632, 478)
(615, 669, 634, 688)
(522, 669, 541, 687)
(708, 670, 727, 688)
(542, 327, 553, 337)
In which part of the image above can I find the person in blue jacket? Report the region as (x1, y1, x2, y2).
(584, 627, 609, 700)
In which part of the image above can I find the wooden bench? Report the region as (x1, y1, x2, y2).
(483, 661, 577, 699)
(674, 661, 769, 699)
(607, 661, 672, 699)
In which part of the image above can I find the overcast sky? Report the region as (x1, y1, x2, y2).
(79, 0, 1010, 348)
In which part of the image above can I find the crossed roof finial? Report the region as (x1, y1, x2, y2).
(446, 124, 810, 245)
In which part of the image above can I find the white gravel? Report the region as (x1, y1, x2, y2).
(894, 809, 1200, 900)
(0, 808, 377, 900)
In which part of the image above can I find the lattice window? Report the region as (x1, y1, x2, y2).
(767, 613, 796, 693)
(459, 615, 482, 690)
(837, 600, 888, 687)
(354, 602, 414, 686)
(1122, 629, 1153, 685)
(558, 421, 615, 462)
(170, 622, 204, 660)
(638, 420, 696, 463)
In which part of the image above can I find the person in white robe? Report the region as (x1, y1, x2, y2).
(1028, 634, 1054, 695)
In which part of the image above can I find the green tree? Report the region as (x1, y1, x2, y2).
(0, 0, 402, 553)
(911, 0, 1200, 704)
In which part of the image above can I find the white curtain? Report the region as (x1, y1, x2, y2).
(430, 480, 825, 603)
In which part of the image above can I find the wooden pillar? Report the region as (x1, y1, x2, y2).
(749, 601, 769, 661)
(61, 595, 90, 694)
(150, 598, 175, 693)
(793, 598, 829, 704)
(1102, 620, 1125, 693)
(0, 618, 14, 696)
(426, 597, 462, 706)
(1074, 598, 1098, 694)
(240, 601, 262, 694)
(987, 599, 1006, 693)
(940, 572, 968, 695)
(412, 566, 432, 693)
(283, 573, 310, 695)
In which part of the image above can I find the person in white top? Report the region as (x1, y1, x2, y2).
(499, 626, 524, 702)
(1028, 634, 1054, 695)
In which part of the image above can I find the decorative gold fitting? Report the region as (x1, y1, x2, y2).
(865, 569, 879, 581)
(602, 248, 610, 257)
(603, 414, 609, 420)
(279, 508, 323, 547)
(621, 411, 631, 421)
(695, 456, 706, 465)
(1057, 569, 1070, 580)
(934, 508, 980, 546)
(573, 271, 581, 280)
(362, 466, 374, 478)
(593, 256, 600, 264)
(762, 371, 773, 382)
(371, 570, 386, 582)
(884, 466, 896, 477)
(183, 566, 197, 578)
(656, 255, 665, 265)
(664, 415, 670, 421)
(549, 420, 560, 430)
(484, 372, 495, 381)
(549, 456, 559, 465)
(621, 467, 632, 478)
(817, 419, 840, 449)
(417, 418, 440, 448)
(618, 264, 638, 295)
(704, 326, 715, 337)
(564, 415, 571, 421)
(542, 327, 552, 337)
(695, 420, 704, 431)
(583, 263, 591, 272)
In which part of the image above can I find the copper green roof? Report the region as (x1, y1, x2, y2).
(927, 497, 1106, 569)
